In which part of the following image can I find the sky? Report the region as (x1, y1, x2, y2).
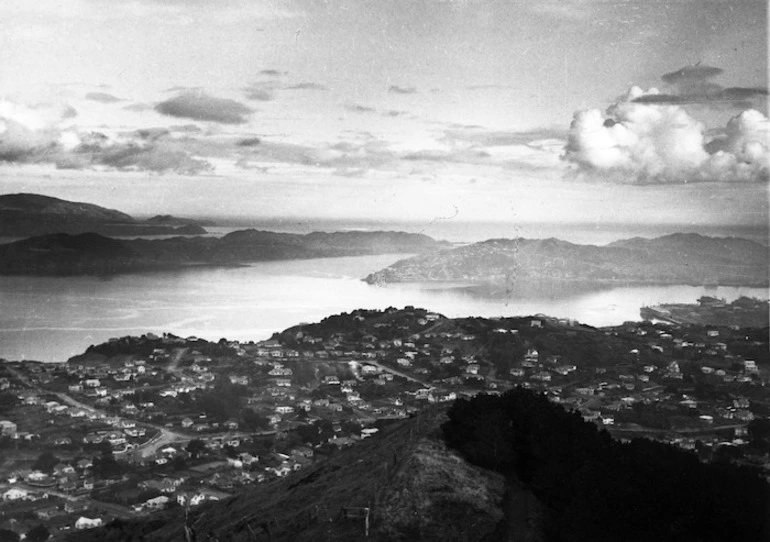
(0, 0, 767, 235)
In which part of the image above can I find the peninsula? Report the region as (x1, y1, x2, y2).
(0, 193, 207, 238)
(0, 230, 449, 276)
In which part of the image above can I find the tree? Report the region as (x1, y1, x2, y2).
(0, 392, 19, 414)
(296, 423, 320, 445)
(32, 451, 58, 474)
(25, 525, 49, 542)
(93, 450, 122, 479)
(223, 444, 238, 459)
(748, 418, 770, 452)
(185, 439, 207, 459)
(241, 409, 269, 431)
(341, 420, 362, 436)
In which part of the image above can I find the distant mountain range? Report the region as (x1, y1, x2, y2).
(0, 193, 207, 237)
(0, 230, 449, 276)
(365, 234, 769, 288)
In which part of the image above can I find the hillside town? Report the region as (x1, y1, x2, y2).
(0, 303, 768, 539)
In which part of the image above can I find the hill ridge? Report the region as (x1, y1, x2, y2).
(365, 233, 769, 287)
(0, 192, 206, 237)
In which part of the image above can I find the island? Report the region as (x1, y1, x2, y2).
(364, 233, 770, 288)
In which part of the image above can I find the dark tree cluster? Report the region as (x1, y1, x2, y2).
(442, 388, 770, 542)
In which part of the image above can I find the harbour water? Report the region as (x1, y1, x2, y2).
(0, 253, 766, 362)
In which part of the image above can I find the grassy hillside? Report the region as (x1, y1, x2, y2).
(74, 406, 507, 541)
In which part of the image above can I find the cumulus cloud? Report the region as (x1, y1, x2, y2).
(155, 91, 252, 123)
(565, 91, 769, 183)
(85, 92, 122, 103)
(0, 98, 212, 174)
(0, 100, 77, 162)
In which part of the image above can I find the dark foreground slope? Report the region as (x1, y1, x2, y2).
(76, 388, 770, 542)
(73, 406, 507, 541)
(443, 389, 770, 542)
(0, 230, 448, 275)
(0, 193, 205, 237)
(365, 233, 769, 287)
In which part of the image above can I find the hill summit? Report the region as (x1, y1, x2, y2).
(365, 233, 769, 288)
(0, 193, 206, 237)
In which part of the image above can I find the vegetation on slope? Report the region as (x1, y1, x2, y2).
(72, 406, 506, 541)
(0, 230, 447, 276)
(0, 193, 205, 237)
(443, 388, 770, 542)
(365, 234, 769, 287)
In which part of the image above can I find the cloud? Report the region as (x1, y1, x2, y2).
(92, 144, 212, 175)
(343, 104, 408, 119)
(123, 103, 153, 112)
(165, 85, 202, 93)
(85, 92, 122, 103)
(388, 85, 417, 94)
(155, 91, 252, 123)
(62, 129, 213, 174)
(286, 82, 327, 91)
(565, 93, 769, 184)
(442, 126, 568, 147)
(345, 104, 376, 114)
(0, 99, 213, 174)
(243, 83, 275, 101)
(661, 64, 723, 88)
(0, 100, 77, 162)
(630, 65, 768, 108)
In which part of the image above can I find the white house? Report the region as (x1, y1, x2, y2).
(75, 517, 103, 529)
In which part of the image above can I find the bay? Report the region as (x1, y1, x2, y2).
(0, 253, 766, 362)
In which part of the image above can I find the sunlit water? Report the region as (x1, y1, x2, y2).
(0, 254, 766, 362)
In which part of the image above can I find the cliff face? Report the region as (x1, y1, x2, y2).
(365, 234, 770, 287)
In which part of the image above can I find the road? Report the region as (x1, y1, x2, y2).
(364, 361, 432, 387)
(610, 422, 748, 436)
(6, 363, 189, 459)
(166, 347, 189, 377)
